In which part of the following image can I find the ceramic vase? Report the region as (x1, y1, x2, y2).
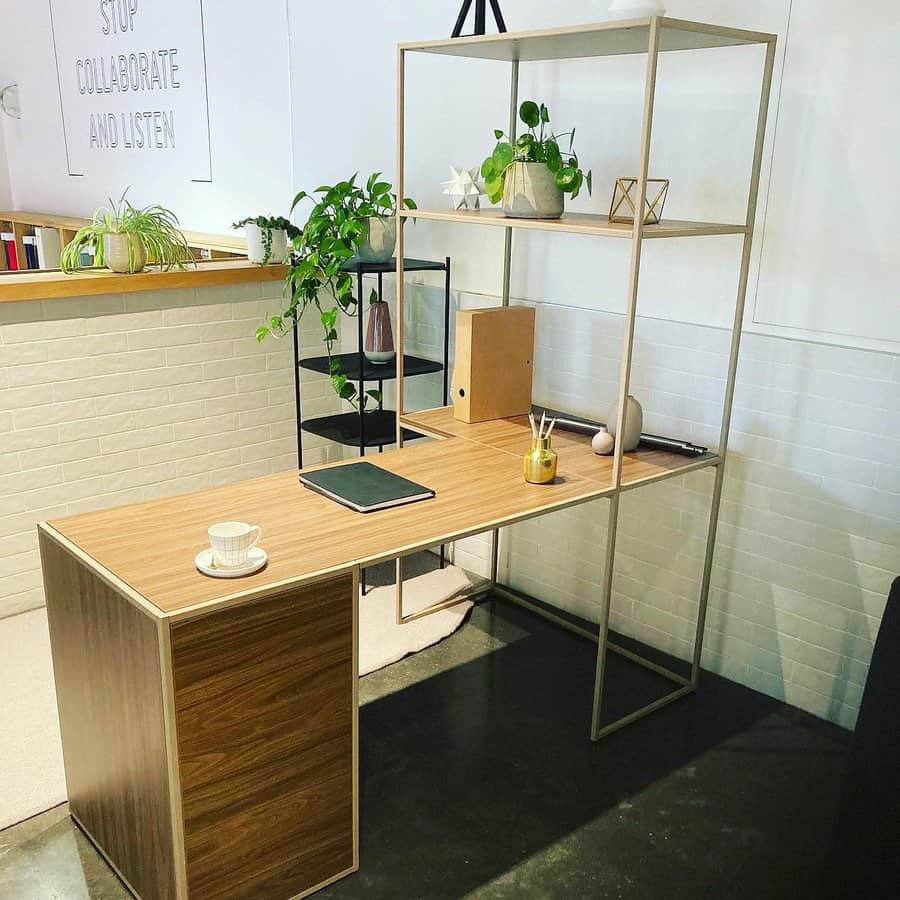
(358, 216, 398, 262)
(364, 300, 395, 364)
(103, 233, 147, 273)
(607, 0, 666, 19)
(502, 162, 564, 219)
(245, 224, 288, 265)
(607, 395, 643, 451)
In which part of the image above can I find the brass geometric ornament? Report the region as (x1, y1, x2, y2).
(609, 177, 670, 225)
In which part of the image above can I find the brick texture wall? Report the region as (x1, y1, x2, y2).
(405, 286, 900, 731)
(0, 280, 341, 620)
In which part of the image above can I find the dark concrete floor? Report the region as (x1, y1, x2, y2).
(0, 596, 850, 900)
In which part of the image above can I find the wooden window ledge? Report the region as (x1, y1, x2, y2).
(0, 259, 288, 303)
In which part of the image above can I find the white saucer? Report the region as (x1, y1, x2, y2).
(195, 546, 268, 578)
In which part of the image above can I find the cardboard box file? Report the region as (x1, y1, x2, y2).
(453, 306, 535, 423)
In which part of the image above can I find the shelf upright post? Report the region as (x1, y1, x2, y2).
(690, 37, 777, 688)
(395, 44, 407, 615)
(292, 315, 303, 469)
(590, 16, 662, 742)
(357, 268, 366, 456)
(491, 56, 520, 589)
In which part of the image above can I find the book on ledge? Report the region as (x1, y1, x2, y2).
(299, 461, 435, 513)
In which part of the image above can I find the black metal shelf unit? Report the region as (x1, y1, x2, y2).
(292, 256, 451, 466)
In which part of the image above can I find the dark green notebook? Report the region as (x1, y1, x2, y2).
(299, 462, 435, 513)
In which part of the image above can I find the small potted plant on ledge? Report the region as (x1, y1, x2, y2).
(255, 173, 416, 410)
(232, 215, 299, 265)
(481, 100, 592, 219)
(60, 192, 194, 274)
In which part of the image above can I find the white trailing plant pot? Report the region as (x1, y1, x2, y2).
(607, 0, 666, 19)
(357, 216, 399, 263)
(103, 232, 147, 274)
(245, 224, 289, 265)
(501, 162, 564, 219)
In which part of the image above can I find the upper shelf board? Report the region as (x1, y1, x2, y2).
(400, 18, 776, 62)
(399, 208, 746, 240)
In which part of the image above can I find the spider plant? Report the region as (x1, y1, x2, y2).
(61, 192, 194, 274)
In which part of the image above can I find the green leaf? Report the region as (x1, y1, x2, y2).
(492, 142, 514, 171)
(366, 172, 380, 192)
(481, 158, 496, 179)
(485, 174, 504, 203)
(540, 103, 550, 124)
(494, 129, 505, 140)
(555, 167, 579, 193)
(372, 181, 391, 196)
(545, 141, 562, 173)
(519, 100, 540, 128)
(256, 325, 269, 343)
(586, 170, 593, 195)
(403, 197, 417, 210)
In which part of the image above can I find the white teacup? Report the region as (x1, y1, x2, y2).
(208, 521, 262, 568)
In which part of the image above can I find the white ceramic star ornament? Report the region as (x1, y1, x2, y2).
(441, 166, 484, 210)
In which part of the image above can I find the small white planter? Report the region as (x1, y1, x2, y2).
(103, 233, 147, 274)
(607, 0, 666, 19)
(502, 162, 564, 219)
(357, 217, 398, 263)
(245, 224, 289, 265)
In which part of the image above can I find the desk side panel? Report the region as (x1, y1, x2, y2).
(38, 529, 177, 900)
(170, 571, 357, 900)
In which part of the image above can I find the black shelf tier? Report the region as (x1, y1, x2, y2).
(299, 352, 443, 382)
(300, 410, 425, 449)
(341, 256, 447, 274)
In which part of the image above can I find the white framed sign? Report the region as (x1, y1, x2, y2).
(48, 0, 213, 181)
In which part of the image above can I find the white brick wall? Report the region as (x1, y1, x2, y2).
(0, 280, 336, 620)
(407, 285, 899, 730)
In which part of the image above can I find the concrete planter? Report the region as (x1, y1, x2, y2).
(103, 233, 147, 274)
(502, 162, 564, 219)
(245, 224, 289, 265)
(357, 216, 399, 263)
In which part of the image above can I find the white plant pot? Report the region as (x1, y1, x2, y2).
(245, 224, 289, 265)
(103, 233, 147, 274)
(501, 162, 565, 219)
(607, 0, 666, 19)
(357, 217, 399, 263)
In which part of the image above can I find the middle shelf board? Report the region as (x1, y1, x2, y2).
(400, 208, 746, 239)
(341, 257, 447, 274)
(302, 409, 426, 449)
(300, 352, 443, 383)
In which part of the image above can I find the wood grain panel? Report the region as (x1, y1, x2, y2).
(39, 528, 177, 900)
(171, 572, 356, 900)
(49, 438, 607, 614)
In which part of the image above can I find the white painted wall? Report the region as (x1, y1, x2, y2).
(0, 0, 293, 231)
(0, 121, 11, 208)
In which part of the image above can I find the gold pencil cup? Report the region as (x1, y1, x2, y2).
(524, 437, 558, 484)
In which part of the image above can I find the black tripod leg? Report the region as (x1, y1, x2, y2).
(488, 0, 507, 32)
(474, 0, 486, 34)
(451, 0, 473, 37)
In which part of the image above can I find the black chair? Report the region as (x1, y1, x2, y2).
(823, 576, 899, 898)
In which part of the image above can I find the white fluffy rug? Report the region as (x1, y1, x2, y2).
(0, 565, 479, 830)
(359, 564, 479, 676)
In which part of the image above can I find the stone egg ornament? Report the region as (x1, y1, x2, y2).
(591, 428, 615, 456)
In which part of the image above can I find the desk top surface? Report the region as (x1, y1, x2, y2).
(46, 407, 716, 617)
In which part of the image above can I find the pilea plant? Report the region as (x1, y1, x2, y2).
(232, 215, 300, 265)
(255, 173, 416, 411)
(481, 100, 593, 203)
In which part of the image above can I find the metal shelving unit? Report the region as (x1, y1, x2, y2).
(292, 256, 451, 468)
(393, 16, 777, 740)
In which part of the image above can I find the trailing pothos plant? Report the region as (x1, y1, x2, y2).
(481, 100, 593, 202)
(255, 173, 416, 411)
(232, 215, 300, 265)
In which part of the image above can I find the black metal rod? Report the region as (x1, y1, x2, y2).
(292, 317, 303, 469)
(443, 256, 451, 406)
(357, 270, 365, 457)
(488, 0, 508, 32)
(451, 0, 473, 37)
(474, 0, 486, 35)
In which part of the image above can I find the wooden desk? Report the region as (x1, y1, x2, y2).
(39, 411, 716, 898)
